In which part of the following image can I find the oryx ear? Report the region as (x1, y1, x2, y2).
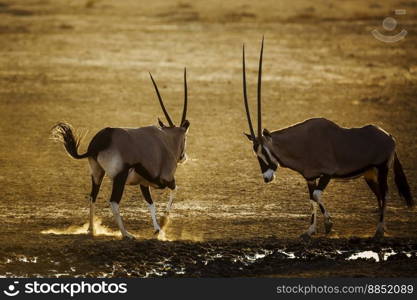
(244, 133, 254, 141)
(263, 128, 271, 137)
(181, 119, 190, 131)
(158, 118, 166, 128)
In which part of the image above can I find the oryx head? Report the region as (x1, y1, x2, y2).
(242, 37, 280, 183)
(150, 68, 190, 164)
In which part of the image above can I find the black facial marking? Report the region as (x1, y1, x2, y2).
(256, 145, 278, 172)
(257, 157, 269, 173)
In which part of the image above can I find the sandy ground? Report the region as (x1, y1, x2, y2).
(0, 0, 416, 277)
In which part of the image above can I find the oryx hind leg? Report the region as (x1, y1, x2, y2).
(140, 185, 162, 235)
(87, 157, 105, 236)
(315, 175, 332, 234)
(301, 176, 333, 240)
(364, 168, 382, 210)
(109, 169, 134, 239)
(374, 164, 389, 239)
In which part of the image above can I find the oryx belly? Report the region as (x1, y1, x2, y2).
(125, 168, 159, 188)
(333, 167, 377, 181)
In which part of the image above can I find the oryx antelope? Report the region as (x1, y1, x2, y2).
(51, 69, 190, 239)
(242, 38, 413, 239)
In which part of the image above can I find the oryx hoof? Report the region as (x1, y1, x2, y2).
(300, 232, 313, 242)
(87, 228, 95, 237)
(373, 223, 385, 240)
(324, 219, 333, 234)
(373, 231, 384, 240)
(154, 229, 164, 236)
(154, 229, 166, 239)
(122, 232, 135, 240)
(159, 214, 169, 228)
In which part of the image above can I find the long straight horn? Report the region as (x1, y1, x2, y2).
(257, 36, 264, 138)
(180, 67, 188, 125)
(149, 72, 174, 127)
(242, 44, 255, 138)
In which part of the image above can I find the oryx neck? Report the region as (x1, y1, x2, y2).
(162, 129, 184, 161)
(267, 131, 293, 169)
(269, 128, 306, 172)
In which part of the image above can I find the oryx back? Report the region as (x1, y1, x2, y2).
(270, 118, 395, 179)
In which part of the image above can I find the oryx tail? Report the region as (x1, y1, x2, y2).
(393, 152, 414, 207)
(51, 122, 88, 159)
(51, 122, 112, 160)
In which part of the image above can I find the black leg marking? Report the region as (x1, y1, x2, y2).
(110, 169, 129, 204)
(318, 203, 326, 214)
(317, 175, 331, 191)
(307, 179, 317, 200)
(88, 174, 103, 235)
(90, 175, 102, 203)
(140, 185, 153, 205)
(310, 213, 315, 225)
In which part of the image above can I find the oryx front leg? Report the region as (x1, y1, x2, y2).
(301, 177, 332, 240)
(314, 175, 333, 234)
(301, 200, 319, 241)
(301, 180, 317, 240)
(158, 186, 177, 231)
(109, 170, 134, 239)
(313, 190, 333, 234)
(374, 164, 389, 239)
(166, 187, 177, 213)
(140, 185, 163, 236)
(148, 203, 161, 233)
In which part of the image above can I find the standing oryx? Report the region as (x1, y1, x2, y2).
(242, 38, 413, 239)
(51, 69, 190, 239)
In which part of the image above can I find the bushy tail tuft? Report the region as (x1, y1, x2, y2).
(393, 152, 414, 208)
(51, 122, 89, 159)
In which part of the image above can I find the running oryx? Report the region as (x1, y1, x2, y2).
(242, 38, 413, 239)
(51, 69, 190, 239)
